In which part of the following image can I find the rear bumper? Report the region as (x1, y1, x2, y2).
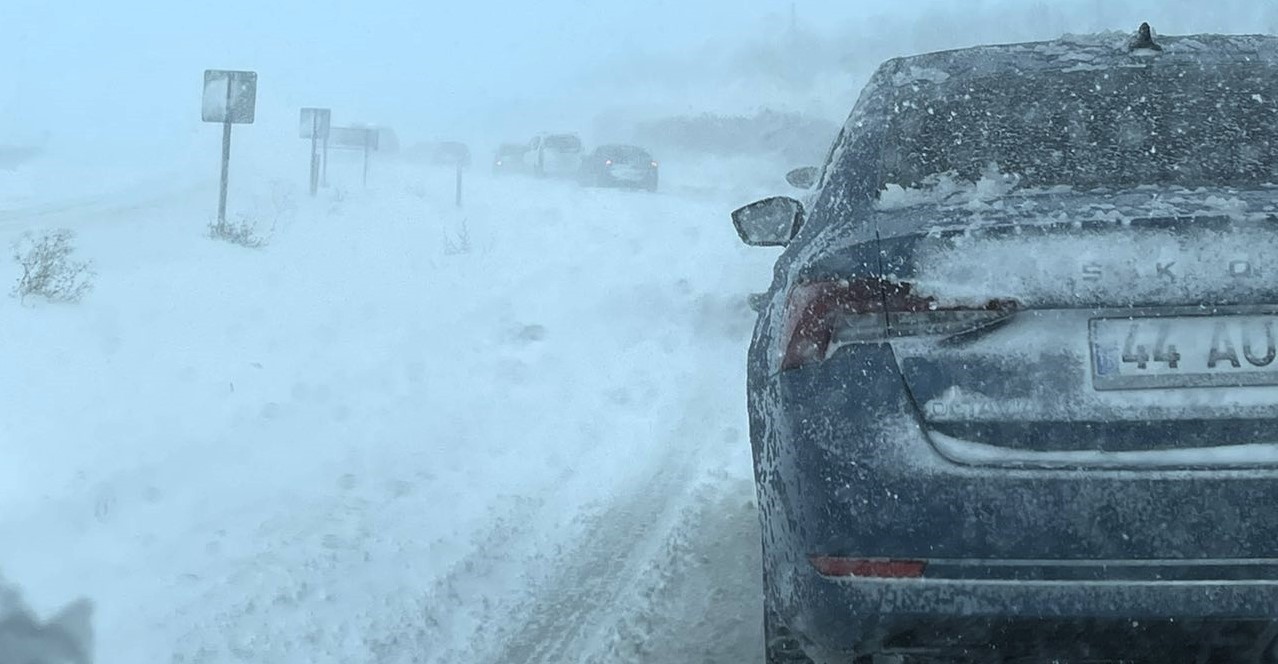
(594, 170, 657, 189)
(752, 343, 1278, 656)
(791, 568, 1278, 658)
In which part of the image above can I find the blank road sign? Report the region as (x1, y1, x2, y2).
(203, 70, 257, 124)
(330, 126, 379, 150)
(299, 108, 331, 139)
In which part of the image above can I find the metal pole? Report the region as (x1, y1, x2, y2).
(321, 135, 329, 187)
(217, 78, 233, 223)
(309, 115, 319, 197)
(218, 121, 232, 223)
(455, 160, 463, 207)
(362, 132, 370, 187)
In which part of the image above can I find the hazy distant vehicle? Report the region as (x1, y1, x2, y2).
(525, 133, 583, 178)
(492, 143, 527, 175)
(736, 27, 1278, 663)
(578, 144, 658, 192)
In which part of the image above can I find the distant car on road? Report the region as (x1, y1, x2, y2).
(735, 26, 1278, 663)
(525, 133, 583, 178)
(578, 144, 658, 192)
(492, 143, 527, 175)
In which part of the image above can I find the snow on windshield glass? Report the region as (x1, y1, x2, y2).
(882, 55, 1278, 191)
(544, 135, 582, 151)
(6, 2, 1278, 663)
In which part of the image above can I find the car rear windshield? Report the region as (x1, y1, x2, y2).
(544, 135, 582, 151)
(881, 62, 1278, 190)
(599, 145, 651, 161)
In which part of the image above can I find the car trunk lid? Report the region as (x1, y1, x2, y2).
(871, 187, 1278, 466)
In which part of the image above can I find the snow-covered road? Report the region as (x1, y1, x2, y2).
(0, 152, 778, 663)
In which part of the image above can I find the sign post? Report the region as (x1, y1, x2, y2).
(202, 70, 257, 223)
(321, 132, 330, 187)
(455, 161, 463, 207)
(299, 108, 332, 197)
(219, 104, 232, 223)
(363, 134, 371, 188)
(311, 124, 319, 196)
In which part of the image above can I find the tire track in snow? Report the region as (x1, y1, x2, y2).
(342, 367, 743, 664)
(477, 376, 762, 664)
(479, 445, 707, 664)
(461, 284, 765, 664)
(582, 473, 762, 664)
(358, 491, 554, 663)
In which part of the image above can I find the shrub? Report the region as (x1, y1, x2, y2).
(11, 229, 95, 303)
(208, 214, 269, 248)
(443, 218, 472, 255)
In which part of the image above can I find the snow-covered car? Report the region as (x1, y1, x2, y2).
(578, 144, 658, 191)
(492, 142, 527, 175)
(524, 133, 583, 178)
(734, 26, 1278, 663)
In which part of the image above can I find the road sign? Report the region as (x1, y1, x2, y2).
(299, 108, 331, 139)
(330, 126, 379, 151)
(329, 126, 380, 186)
(202, 70, 257, 124)
(203, 69, 257, 224)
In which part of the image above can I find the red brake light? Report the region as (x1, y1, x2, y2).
(810, 556, 926, 578)
(780, 279, 884, 371)
(779, 278, 1017, 371)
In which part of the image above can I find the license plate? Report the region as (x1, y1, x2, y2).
(610, 166, 646, 181)
(1090, 315, 1278, 390)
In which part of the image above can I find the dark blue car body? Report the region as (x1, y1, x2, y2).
(747, 30, 1278, 662)
(579, 144, 659, 192)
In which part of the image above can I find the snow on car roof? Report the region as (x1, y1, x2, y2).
(882, 31, 1278, 87)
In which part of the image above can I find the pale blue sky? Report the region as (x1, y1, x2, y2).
(0, 1, 849, 148)
(2, 0, 1276, 159)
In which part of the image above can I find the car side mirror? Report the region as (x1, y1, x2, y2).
(785, 166, 820, 189)
(731, 196, 804, 247)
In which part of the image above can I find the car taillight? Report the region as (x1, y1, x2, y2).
(810, 556, 926, 578)
(780, 278, 1017, 371)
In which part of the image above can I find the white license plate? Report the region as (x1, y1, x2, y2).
(1090, 315, 1278, 390)
(603, 165, 642, 181)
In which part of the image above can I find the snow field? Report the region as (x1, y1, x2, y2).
(0, 151, 775, 662)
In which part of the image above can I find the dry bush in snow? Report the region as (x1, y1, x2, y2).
(443, 218, 473, 255)
(208, 214, 269, 249)
(11, 229, 95, 303)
